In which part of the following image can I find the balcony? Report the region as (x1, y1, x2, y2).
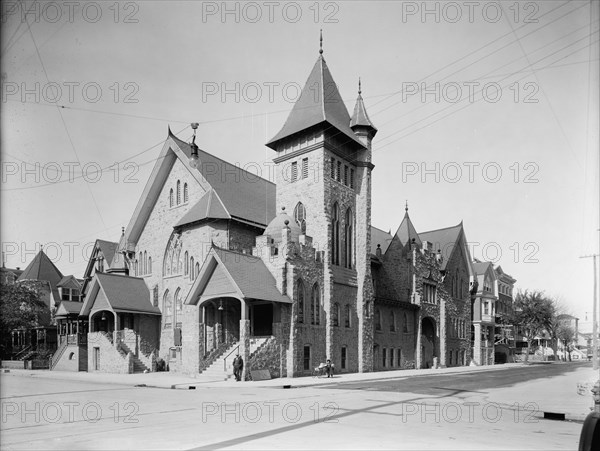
(481, 314, 494, 323)
(59, 333, 87, 346)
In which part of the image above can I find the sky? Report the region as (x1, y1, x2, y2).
(1, 1, 598, 328)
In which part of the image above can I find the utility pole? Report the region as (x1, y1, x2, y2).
(580, 254, 599, 370)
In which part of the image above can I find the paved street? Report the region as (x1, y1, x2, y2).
(1, 362, 597, 450)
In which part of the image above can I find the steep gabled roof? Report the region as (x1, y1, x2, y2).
(395, 212, 421, 248)
(57, 275, 82, 289)
(266, 55, 365, 150)
(170, 132, 276, 227)
(125, 130, 276, 244)
(55, 300, 83, 317)
(80, 273, 160, 316)
(419, 222, 472, 273)
(371, 226, 393, 256)
(473, 261, 493, 276)
(495, 265, 517, 283)
(185, 246, 292, 305)
(175, 189, 230, 228)
(97, 240, 118, 267)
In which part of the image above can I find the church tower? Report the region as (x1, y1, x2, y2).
(266, 35, 377, 373)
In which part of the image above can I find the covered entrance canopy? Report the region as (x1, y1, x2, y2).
(185, 246, 291, 350)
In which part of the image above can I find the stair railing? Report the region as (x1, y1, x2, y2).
(223, 344, 240, 372)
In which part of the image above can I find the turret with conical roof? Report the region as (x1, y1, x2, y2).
(266, 36, 365, 154)
(350, 79, 377, 143)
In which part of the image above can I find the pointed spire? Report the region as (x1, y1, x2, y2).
(350, 79, 378, 134)
(405, 200, 409, 213)
(319, 29, 323, 55)
(266, 47, 364, 150)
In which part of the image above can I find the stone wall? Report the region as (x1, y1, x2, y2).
(246, 337, 281, 380)
(87, 332, 129, 374)
(53, 345, 81, 372)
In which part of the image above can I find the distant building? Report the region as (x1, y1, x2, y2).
(471, 261, 498, 365)
(494, 266, 516, 363)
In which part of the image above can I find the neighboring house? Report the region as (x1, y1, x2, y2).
(7, 249, 79, 361)
(471, 261, 498, 365)
(494, 266, 516, 363)
(0, 263, 23, 285)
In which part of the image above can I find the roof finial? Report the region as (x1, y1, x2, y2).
(405, 200, 409, 212)
(358, 77, 362, 95)
(121, 226, 125, 235)
(319, 29, 323, 54)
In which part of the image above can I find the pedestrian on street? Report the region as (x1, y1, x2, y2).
(325, 359, 334, 378)
(233, 354, 243, 381)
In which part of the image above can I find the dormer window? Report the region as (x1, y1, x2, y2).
(61, 287, 80, 302)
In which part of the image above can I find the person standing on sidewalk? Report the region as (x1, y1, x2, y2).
(233, 355, 244, 381)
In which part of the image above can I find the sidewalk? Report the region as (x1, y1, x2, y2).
(2, 361, 525, 390)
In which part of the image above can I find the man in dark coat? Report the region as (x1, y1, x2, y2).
(233, 355, 243, 381)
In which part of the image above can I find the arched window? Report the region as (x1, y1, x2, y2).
(163, 290, 172, 328)
(176, 180, 181, 205)
(344, 304, 351, 328)
(390, 311, 396, 332)
(297, 279, 305, 323)
(183, 183, 188, 203)
(403, 312, 408, 333)
(332, 302, 340, 326)
(294, 202, 306, 234)
(331, 202, 340, 265)
(375, 308, 381, 330)
(311, 283, 320, 325)
(143, 251, 147, 275)
(195, 262, 199, 278)
(175, 288, 182, 328)
(153, 285, 158, 307)
(176, 247, 182, 274)
(190, 257, 195, 280)
(134, 259, 138, 276)
(169, 188, 174, 207)
(184, 251, 189, 275)
(345, 208, 353, 269)
(148, 256, 152, 274)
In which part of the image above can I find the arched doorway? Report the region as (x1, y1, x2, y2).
(91, 310, 115, 334)
(421, 317, 436, 369)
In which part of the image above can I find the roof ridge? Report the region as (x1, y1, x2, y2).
(419, 222, 463, 235)
(170, 133, 275, 187)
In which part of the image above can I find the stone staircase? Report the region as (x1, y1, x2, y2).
(199, 337, 271, 380)
(118, 341, 150, 373)
(50, 340, 68, 369)
(200, 342, 240, 380)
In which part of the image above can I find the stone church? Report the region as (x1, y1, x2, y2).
(52, 44, 474, 378)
